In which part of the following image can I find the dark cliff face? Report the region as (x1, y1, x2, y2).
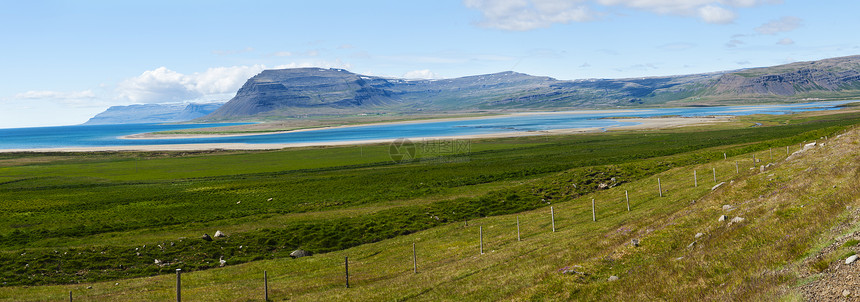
(714, 67, 860, 96)
(202, 55, 860, 120)
(207, 68, 399, 118)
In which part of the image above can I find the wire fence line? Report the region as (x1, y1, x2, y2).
(59, 141, 808, 301)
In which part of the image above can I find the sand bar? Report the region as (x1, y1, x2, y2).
(0, 116, 728, 153)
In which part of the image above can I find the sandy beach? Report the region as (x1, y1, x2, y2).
(0, 115, 729, 153)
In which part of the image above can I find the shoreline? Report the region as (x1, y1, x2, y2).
(120, 109, 640, 140)
(0, 116, 727, 153)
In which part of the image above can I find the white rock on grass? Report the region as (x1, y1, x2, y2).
(695, 233, 704, 239)
(846, 254, 858, 265)
(608, 275, 618, 281)
(718, 215, 728, 222)
(730, 217, 745, 223)
(214, 230, 226, 238)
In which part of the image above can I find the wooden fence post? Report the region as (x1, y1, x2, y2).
(712, 167, 716, 183)
(625, 190, 630, 211)
(516, 216, 521, 241)
(723, 152, 727, 159)
(413, 243, 417, 274)
(264, 271, 269, 301)
(694, 170, 697, 187)
(551, 206, 556, 232)
(658, 178, 663, 197)
(735, 161, 739, 174)
(592, 198, 596, 222)
(479, 226, 484, 255)
(345, 257, 350, 288)
(176, 269, 181, 302)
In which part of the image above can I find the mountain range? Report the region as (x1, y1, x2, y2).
(198, 55, 860, 121)
(84, 102, 223, 125)
(85, 55, 860, 124)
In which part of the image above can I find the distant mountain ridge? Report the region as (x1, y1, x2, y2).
(198, 55, 860, 121)
(84, 102, 223, 125)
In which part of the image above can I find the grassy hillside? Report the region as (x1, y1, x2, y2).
(1, 110, 859, 300)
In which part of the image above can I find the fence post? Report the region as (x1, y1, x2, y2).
(345, 257, 349, 288)
(769, 148, 773, 161)
(694, 170, 697, 187)
(735, 161, 739, 174)
(264, 271, 269, 301)
(592, 198, 596, 222)
(176, 269, 181, 302)
(413, 243, 417, 274)
(723, 152, 727, 159)
(786, 145, 789, 156)
(551, 206, 556, 232)
(69, 291, 72, 302)
(712, 167, 716, 183)
(625, 190, 630, 211)
(516, 216, 521, 242)
(658, 178, 663, 197)
(479, 226, 484, 255)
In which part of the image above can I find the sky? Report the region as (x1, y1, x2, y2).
(1, 0, 859, 128)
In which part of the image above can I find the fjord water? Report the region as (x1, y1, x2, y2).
(0, 101, 853, 150)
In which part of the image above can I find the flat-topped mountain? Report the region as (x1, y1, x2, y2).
(85, 102, 223, 125)
(201, 55, 860, 121)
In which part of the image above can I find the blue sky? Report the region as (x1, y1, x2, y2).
(1, 0, 858, 128)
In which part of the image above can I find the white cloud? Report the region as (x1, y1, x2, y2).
(776, 37, 794, 45)
(697, 5, 735, 24)
(117, 65, 266, 103)
(464, 0, 594, 31)
(14, 90, 96, 100)
(465, 0, 781, 30)
(754, 16, 802, 34)
(403, 69, 439, 79)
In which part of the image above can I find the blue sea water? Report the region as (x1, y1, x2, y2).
(0, 101, 854, 150)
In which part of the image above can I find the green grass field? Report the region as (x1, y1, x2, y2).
(1, 110, 860, 300)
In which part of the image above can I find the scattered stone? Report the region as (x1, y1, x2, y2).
(730, 217, 745, 223)
(201, 234, 213, 241)
(718, 215, 728, 222)
(114, 283, 119, 286)
(236, 201, 241, 204)
(687, 241, 697, 248)
(846, 255, 858, 265)
(87, 286, 93, 289)
(267, 198, 273, 201)
(290, 249, 312, 258)
(760, 165, 765, 173)
(712, 182, 725, 191)
(722, 204, 734, 211)
(695, 232, 704, 239)
(844, 289, 852, 297)
(219, 256, 227, 267)
(608, 275, 619, 282)
(675, 256, 684, 261)
(154, 259, 162, 265)
(631, 238, 640, 247)
(214, 230, 226, 238)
